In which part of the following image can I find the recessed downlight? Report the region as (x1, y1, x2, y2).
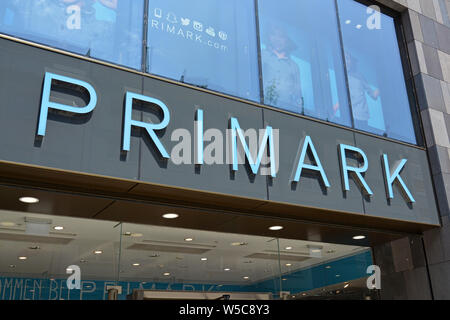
(132, 263, 140, 267)
(269, 226, 283, 231)
(345, 20, 351, 24)
(224, 268, 231, 271)
(353, 235, 366, 240)
(243, 276, 249, 280)
(286, 263, 292, 267)
(285, 246, 293, 250)
(0, 222, 17, 227)
(93, 250, 103, 255)
(53, 226, 64, 231)
(201, 257, 208, 261)
(231, 242, 248, 246)
(131, 233, 143, 237)
(162, 213, 179, 219)
(18, 256, 27, 260)
(19, 197, 39, 204)
(163, 272, 170, 276)
(184, 237, 194, 242)
(325, 265, 332, 269)
(344, 283, 350, 288)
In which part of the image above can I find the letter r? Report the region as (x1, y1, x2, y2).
(122, 92, 170, 158)
(38, 72, 97, 136)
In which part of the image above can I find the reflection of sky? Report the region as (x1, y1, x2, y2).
(0, 0, 144, 70)
(146, 0, 260, 101)
(339, 0, 415, 143)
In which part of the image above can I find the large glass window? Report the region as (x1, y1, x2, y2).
(146, 0, 260, 102)
(0, 0, 144, 70)
(0, 210, 374, 300)
(257, 0, 352, 127)
(337, 0, 417, 144)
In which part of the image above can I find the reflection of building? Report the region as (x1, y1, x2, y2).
(0, 0, 449, 302)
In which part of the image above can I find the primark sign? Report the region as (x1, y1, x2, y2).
(36, 72, 416, 205)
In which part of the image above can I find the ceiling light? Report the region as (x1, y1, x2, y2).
(0, 222, 17, 227)
(224, 268, 231, 271)
(269, 226, 283, 231)
(345, 20, 351, 24)
(123, 232, 132, 236)
(286, 263, 292, 267)
(18, 256, 27, 260)
(336, 274, 340, 277)
(201, 257, 208, 261)
(66, 268, 73, 272)
(356, 24, 362, 29)
(285, 246, 292, 250)
(132, 263, 140, 266)
(231, 242, 248, 246)
(53, 226, 64, 231)
(344, 283, 349, 288)
(282, 278, 287, 281)
(325, 266, 331, 269)
(131, 233, 143, 237)
(19, 197, 39, 204)
(302, 293, 307, 296)
(184, 237, 193, 242)
(9, 265, 16, 268)
(243, 276, 249, 280)
(162, 213, 179, 219)
(163, 272, 170, 276)
(353, 235, 366, 240)
(311, 249, 321, 253)
(93, 250, 103, 255)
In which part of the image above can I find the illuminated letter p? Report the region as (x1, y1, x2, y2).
(38, 72, 97, 136)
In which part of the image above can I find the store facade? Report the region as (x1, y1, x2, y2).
(0, 0, 449, 300)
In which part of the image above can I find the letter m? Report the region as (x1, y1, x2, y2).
(230, 117, 276, 177)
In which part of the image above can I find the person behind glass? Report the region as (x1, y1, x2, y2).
(345, 53, 380, 131)
(262, 25, 303, 114)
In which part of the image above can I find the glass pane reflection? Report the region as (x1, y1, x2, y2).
(146, 0, 260, 102)
(258, 0, 352, 127)
(337, 0, 417, 144)
(0, 210, 374, 300)
(0, 0, 144, 70)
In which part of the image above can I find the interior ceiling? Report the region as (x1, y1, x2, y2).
(0, 209, 368, 284)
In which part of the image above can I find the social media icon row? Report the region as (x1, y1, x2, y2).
(154, 8, 227, 40)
